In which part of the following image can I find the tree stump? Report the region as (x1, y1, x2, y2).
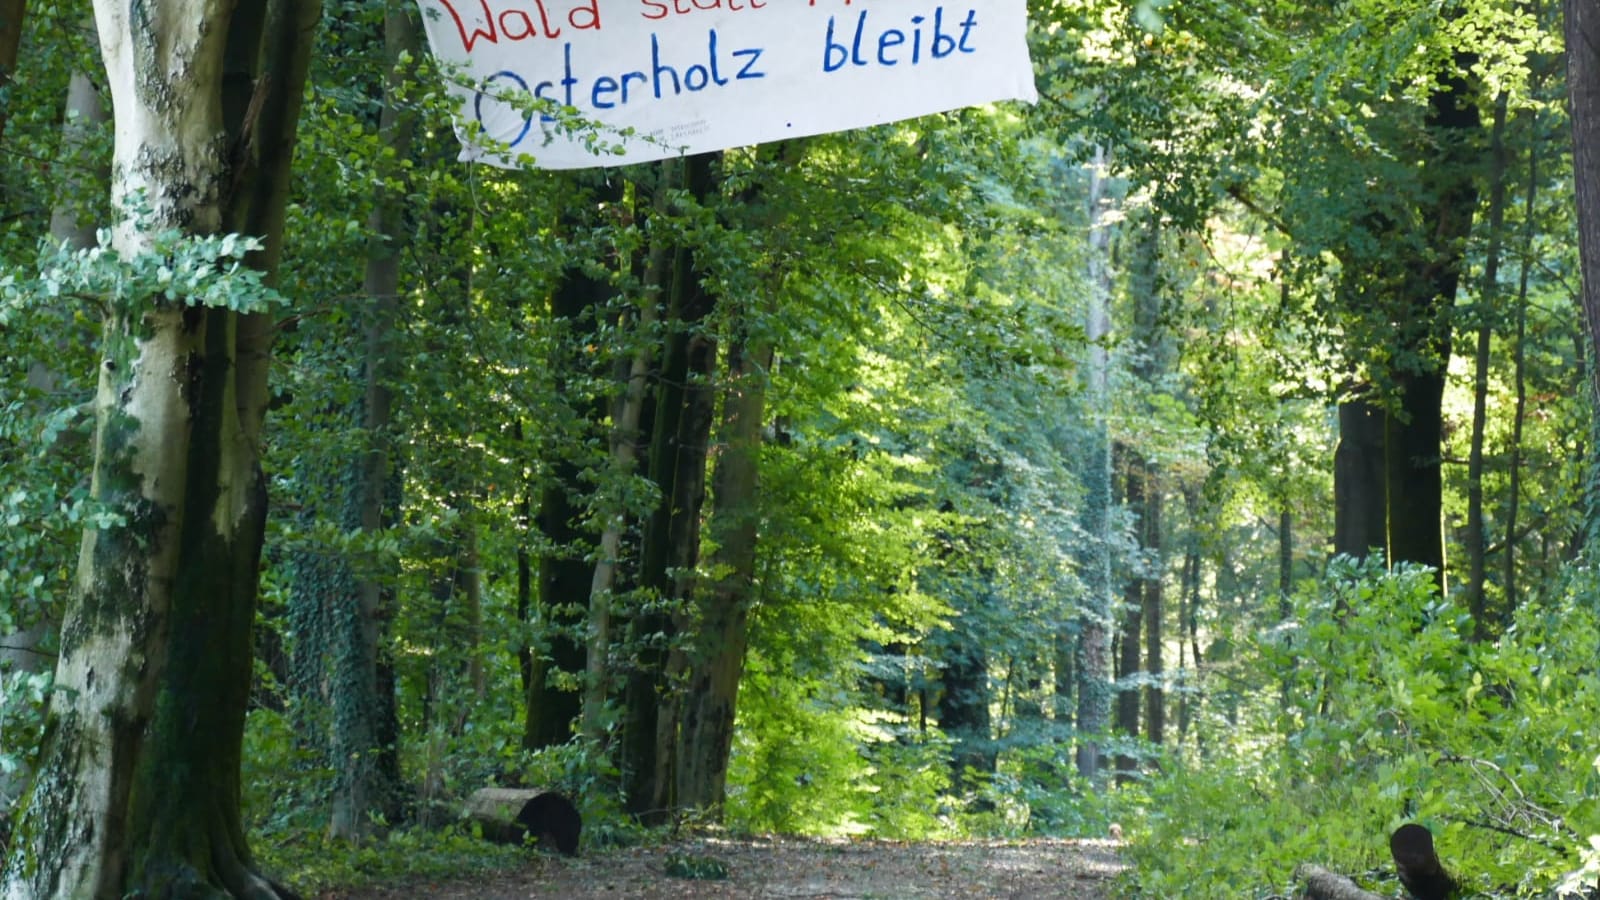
(465, 788, 582, 856)
(1390, 823, 1456, 900)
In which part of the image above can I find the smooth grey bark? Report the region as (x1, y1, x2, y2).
(0, 0, 317, 891)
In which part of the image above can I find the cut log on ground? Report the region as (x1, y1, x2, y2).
(1391, 823, 1456, 900)
(1295, 864, 1384, 900)
(465, 787, 583, 856)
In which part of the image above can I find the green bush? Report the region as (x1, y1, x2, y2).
(1122, 557, 1600, 898)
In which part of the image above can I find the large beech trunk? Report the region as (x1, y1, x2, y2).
(0, 0, 316, 892)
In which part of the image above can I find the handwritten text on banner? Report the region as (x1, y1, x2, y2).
(414, 0, 1039, 169)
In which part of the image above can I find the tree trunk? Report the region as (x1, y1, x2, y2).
(582, 173, 675, 748)
(46, 65, 107, 250)
(1504, 76, 1543, 615)
(622, 152, 720, 821)
(1466, 92, 1510, 641)
(1075, 145, 1115, 782)
(523, 176, 621, 751)
(328, 0, 417, 841)
(938, 626, 995, 787)
(1566, 0, 1600, 541)
(0, 0, 24, 152)
(674, 328, 771, 813)
(1, 0, 316, 891)
(1143, 470, 1164, 748)
(0, 54, 109, 813)
(1333, 59, 1480, 579)
(1114, 444, 1143, 778)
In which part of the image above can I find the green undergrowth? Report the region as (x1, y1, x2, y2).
(1117, 558, 1600, 898)
(255, 824, 529, 895)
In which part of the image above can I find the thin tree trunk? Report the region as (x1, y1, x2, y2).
(1114, 444, 1143, 778)
(1505, 45, 1546, 611)
(0, 53, 109, 813)
(1466, 92, 1511, 641)
(1144, 470, 1164, 748)
(1075, 144, 1115, 782)
(582, 175, 674, 747)
(46, 66, 107, 250)
(329, 0, 417, 841)
(0, 0, 24, 152)
(1571, 0, 1600, 398)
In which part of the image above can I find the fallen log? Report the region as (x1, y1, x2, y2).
(1295, 864, 1384, 900)
(464, 787, 582, 856)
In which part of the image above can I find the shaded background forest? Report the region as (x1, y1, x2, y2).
(2, 0, 1598, 895)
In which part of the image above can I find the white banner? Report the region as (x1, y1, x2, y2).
(414, 0, 1038, 169)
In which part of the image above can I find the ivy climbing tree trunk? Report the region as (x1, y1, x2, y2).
(0, 0, 316, 891)
(1114, 444, 1143, 779)
(328, 0, 418, 841)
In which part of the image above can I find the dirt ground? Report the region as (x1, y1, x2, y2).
(323, 836, 1126, 899)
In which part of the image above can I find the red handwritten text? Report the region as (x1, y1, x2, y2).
(433, 0, 601, 52)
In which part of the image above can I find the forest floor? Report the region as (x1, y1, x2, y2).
(321, 835, 1126, 899)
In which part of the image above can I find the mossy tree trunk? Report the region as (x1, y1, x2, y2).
(0, 0, 316, 892)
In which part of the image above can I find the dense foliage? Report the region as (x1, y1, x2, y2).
(1, 0, 1598, 895)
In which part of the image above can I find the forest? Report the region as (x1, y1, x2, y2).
(2, 0, 1600, 897)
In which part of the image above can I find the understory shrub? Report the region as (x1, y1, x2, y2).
(1122, 557, 1600, 898)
